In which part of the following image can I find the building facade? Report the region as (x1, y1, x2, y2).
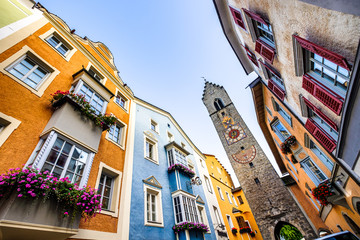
(204, 154, 263, 240)
(212, 0, 360, 237)
(124, 98, 218, 240)
(202, 82, 316, 239)
(0, 1, 133, 239)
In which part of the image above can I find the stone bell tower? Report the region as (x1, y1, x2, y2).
(202, 81, 317, 240)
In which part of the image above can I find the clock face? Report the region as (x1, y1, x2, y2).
(222, 116, 234, 129)
(232, 145, 256, 164)
(224, 123, 246, 145)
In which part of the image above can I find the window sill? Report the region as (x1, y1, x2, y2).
(145, 157, 159, 165)
(113, 101, 129, 114)
(145, 221, 164, 228)
(99, 209, 118, 217)
(105, 135, 125, 150)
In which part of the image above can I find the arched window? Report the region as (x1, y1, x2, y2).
(214, 98, 225, 111)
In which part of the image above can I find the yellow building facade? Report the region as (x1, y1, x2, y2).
(204, 154, 263, 240)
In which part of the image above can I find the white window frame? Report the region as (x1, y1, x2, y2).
(204, 175, 212, 193)
(0, 45, 60, 97)
(167, 131, 174, 142)
(94, 162, 122, 217)
(172, 191, 200, 224)
(213, 206, 222, 225)
(150, 119, 159, 133)
(144, 184, 163, 227)
(144, 133, 158, 164)
(105, 117, 127, 149)
(167, 147, 187, 167)
(72, 80, 108, 115)
(232, 195, 238, 206)
(226, 191, 232, 204)
(271, 119, 291, 142)
(197, 204, 211, 233)
(113, 88, 129, 112)
(310, 140, 334, 171)
(38, 27, 77, 61)
(217, 187, 224, 200)
(226, 215, 234, 228)
(85, 63, 107, 85)
(0, 112, 21, 148)
(27, 131, 95, 187)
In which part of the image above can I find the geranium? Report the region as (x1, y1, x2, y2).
(168, 164, 195, 178)
(172, 222, 209, 234)
(312, 180, 334, 206)
(239, 226, 251, 233)
(0, 166, 102, 221)
(280, 136, 297, 154)
(50, 90, 116, 129)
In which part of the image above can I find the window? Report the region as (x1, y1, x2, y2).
(7, 55, 49, 90)
(242, 9, 276, 63)
(46, 34, 70, 56)
(0, 113, 21, 147)
(236, 216, 247, 228)
(237, 196, 244, 205)
(254, 178, 260, 185)
(273, 100, 292, 127)
(167, 132, 174, 142)
(173, 194, 200, 224)
(271, 119, 291, 142)
(213, 206, 222, 224)
(305, 191, 319, 211)
(150, 120, 158, 133)
(310, 109, 338, 140)
(98, 173, 114, 210)
(167, 148, 187, 166)
(265, 105, 272, 116)
(310, 141, 334, 171)
(197, 205, 209, 229)
(229, 6, 246, 30)
(204, 176, 212, 193)
(232, 195, 238, 206)
(249, 162, 254, 168)
(300, 157, 328, 186)
(200, 159, 204, 168)
(144, 184, 163, 226)
(41, 136, 89, 185)
(226, 192, 232, 204)
(217, 187, 224, 200)
(293, 35, 350, 114)
(217, 167, 221, 174)
(226, 215, 234, 228)
(78, 83, 105, 115)
(287, 164, 299, 181)
(106, 121, 126, 147)
(243, 46, 259, 67)
(94, 163, 122, 216)
(114, 89, 128, 110)
(261, 61, 286, 100)
(309, 52, 350, 96)
(144, 134, 158, 164)
(88, 66, 104, 82)
(214, 98, 225, 111)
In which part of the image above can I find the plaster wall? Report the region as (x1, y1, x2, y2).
(228, 0, 360, 128)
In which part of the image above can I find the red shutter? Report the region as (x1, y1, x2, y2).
(243, 46, 258, 66)
(229, 7, 246, 30)
(259, 60, 281, 78)
(302, 74, 343, 115)
(302, 97, 338, 131)
(242, 8, 268, 26)
(268, 79, 285, 100)
(293, 35, 351, 71)
(305, 119, 336, 152)
(255, 39, 275, 64)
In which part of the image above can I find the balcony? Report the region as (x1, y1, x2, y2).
(0, 192, 81, 240)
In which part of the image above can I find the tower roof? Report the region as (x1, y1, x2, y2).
(201, 80, 224, 100)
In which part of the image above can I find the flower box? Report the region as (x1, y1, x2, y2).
(280, 136, 297, 154)
(312, 180, 334, 206)
(0, 192, 81, 240)
(172, 222, 209, 234)
(168, 164, 195, 178)
(231, 228, 238, 234)
(239, 226, 251, 233)
(250, 231, 256, 237)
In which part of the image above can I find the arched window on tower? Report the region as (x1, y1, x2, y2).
(214, 98, 225, 111)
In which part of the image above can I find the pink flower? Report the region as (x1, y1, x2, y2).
(17, 194, 23, 197)
(17, 188, 21, 191)
(25, 184, 31, 188)
(64, 212, 68, 216)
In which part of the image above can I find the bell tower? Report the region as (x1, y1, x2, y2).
(202, 81, 317, 240)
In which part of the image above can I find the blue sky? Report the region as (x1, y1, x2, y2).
(43, 0, 281, 185)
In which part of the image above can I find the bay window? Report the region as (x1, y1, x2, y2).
(173, 193, 200, 224)
(166, 142, 190, 167)
(78, 83, 105, 115)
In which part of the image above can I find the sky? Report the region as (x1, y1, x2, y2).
(43, 0, 281, 186)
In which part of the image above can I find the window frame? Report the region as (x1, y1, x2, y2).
(232, 195, 238, 206)
(229, 6, 246, 30)
(273, 99, 292, 127)
(97, 173, 114, 211)
(217, 187, 224, 200)
(213, 206, 222, 225)
(144, 133, 158, 164)
(237, 195, 244, 205)
(114, 88, 129, 112)
(226, 214, 234, 229)
(271, 119, 291, 142)
(0, 112, 21, 148)
(172, 192, 200, 224)
(310, 140, 334, 171)
(106, 118, 127, 149)
(300, 157, 328, 186)
(27, 131, 95, 188)
(46, 34, 70, 57)
(94, 162, 122, 217)
(204, 175, 213, 193)
(226, 191, 232, 204)
(150, 119, 159, 133)
(144, 184, 163, 227)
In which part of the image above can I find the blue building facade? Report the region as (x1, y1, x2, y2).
(128, 99, 216, 240)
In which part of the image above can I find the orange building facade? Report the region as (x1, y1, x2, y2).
(213, 0, 360, 237)
(0, 2, 133, 239)
(204, 154, 263, 240)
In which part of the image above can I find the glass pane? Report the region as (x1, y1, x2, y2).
(338, 66, 349, 77)
(46, 150, 59, 164)
(58, 44, 69, 55)
(104, 186, 111, 197)
(312, 62, 322, 76)
(72, 147, 81, 159)
(102, 197, 109, 210)
(64, 172, 73, 181)
(74, 174, 81, 185)
(324, 58, 337, 71)
(336, 75, 348, 90)
(56, 153, 68, 167)
(105, 176, 112, 187)
(323, 68, 336, 82)
(98, 183, 103, 194)
(67, 159, 76, 172)
(75, 161, 85, 175)
(48, 36, 60, 47)
(314, 54, 322, 62)
(62, 142, 73, 155)
(42, 162, 54, 173)
(52, 167, 62, 178)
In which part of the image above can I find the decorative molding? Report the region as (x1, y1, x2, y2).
(32, 131, 56, 168)
(143, 176, 162, 189)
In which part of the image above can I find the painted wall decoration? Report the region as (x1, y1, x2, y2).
(224, 123, 246, 145)
(222, 116, 234, 129)
(232, 145, 256, 164)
